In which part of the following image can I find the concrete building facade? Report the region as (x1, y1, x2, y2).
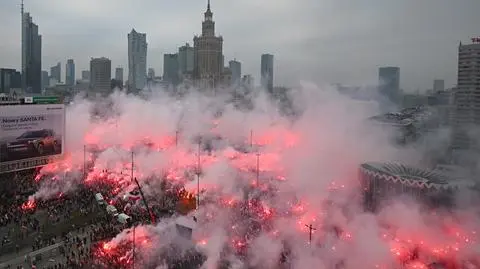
(0, 69, 22, 94)
(50, 62, 61, 84)
(148, 68, 155, 79)
(115, 67, 124, 84)
(128, 29, 147, 91)
(179, 43, 194, 76)
(66, 59, 75, 86)
(90, 57, 112, 96)
(22, 12, 42, 93)
(193, 0, 224, 88)
(261, 54, 274, 92)
(163, 54, 180, 85)
(433, 79, 445, 92)
(81, 70, 90, 81)
(242, 75, 254, 89)
(41, 70, 49, 90)
(450, 40, 480, 166)
(229, 60, 241, 85)
(379, 66, 400, 105)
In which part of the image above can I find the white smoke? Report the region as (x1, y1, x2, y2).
(31, 82, 479, 268)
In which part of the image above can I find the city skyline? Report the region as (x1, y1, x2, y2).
(1, 0, 480, 90)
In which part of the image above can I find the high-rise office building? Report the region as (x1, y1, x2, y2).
(21, 10, 42, 93)
(115, 67, 124, 84)
(450, 39, 480, 164)
(66, 59, 75, 86)
(0, 69, 22, 94)
(178, 43, 194, 75)
(229, 60, 241, 85)
(90, 57, 112, 95)
(261, 54, 274, 92)
(163, 54, 180, 85)
(242, 74, 254, 89)
(222, 55, 225, 72)
(128, 29, 147, 91)
(41, 70, 49, 90)
(81, 70, 90, 81)
(50, 62, 61, 83)
(378, 67, 400, 105)
(193, 0, 224, 88)
(148, 68, 155, 79)
(433, 79, 445, 92)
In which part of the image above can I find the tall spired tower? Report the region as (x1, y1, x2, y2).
(21, 0, 42, 94)
(193, 0, 224, 89)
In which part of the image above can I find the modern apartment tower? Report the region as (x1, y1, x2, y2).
(66, 59, 75, 86)
(0, 69, 22, 94)
(21, 2, 42, 94)
(260, 54, 274, 92)
(128, 29, 147, 92)
(378, 67, 400, 105)
(90, 57, 112, 96)
(450, 39, 480, 165)
(50, 62, 61, 84)
(229, 59, 241, 85)
(41, 70, 48, 90)
(433, 79, 445, 92)
(81, 70, 90, 81)
(163, 53, 180, 85)
(178, 43, 194, 76)
(148, 68, 155, 79)
(115, 67, 124, 84)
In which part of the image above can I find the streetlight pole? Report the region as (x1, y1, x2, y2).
(175, 130, 179, 147)
(250, 129, 253, 149)
(130, 150, 156, 223)
(83, 145, 86, 179)
(256, 153, 260, 187)
(305, 224, 316, 245)
(131, 150, 135, 269)
(132, 225, 135, 269)
(131, 151, 134, 183)
(197, 141, 201, 209)
(133, 177, 155, 224)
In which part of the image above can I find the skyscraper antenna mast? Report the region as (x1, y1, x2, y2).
(21, 0, 25, 92)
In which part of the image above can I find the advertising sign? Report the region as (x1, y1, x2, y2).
(0, 104, 65, 173)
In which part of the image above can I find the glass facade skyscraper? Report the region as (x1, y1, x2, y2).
(22, 12, 42, 94)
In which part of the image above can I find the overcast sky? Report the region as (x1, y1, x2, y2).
(0, 0, 479, 91)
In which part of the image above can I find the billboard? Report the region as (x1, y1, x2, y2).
(0, 104, 65, 173)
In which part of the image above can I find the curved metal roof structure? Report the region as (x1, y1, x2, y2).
(368, 106, 432, 127)
(360, 162, 474, 190)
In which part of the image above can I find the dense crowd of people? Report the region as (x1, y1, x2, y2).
(39, 188, 98, 225)
(29, 222, 123, 269)
(0, 169, 40, 246)
(0, 169, 113, 268)
(0, 166, 184, 269)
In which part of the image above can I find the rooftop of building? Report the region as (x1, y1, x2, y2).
(90, 57, 110, 61)
(369, 106, 432, 127)
(459, 38, 480, 48)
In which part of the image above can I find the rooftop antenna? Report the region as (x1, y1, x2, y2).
(21, 0, 25, 92)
